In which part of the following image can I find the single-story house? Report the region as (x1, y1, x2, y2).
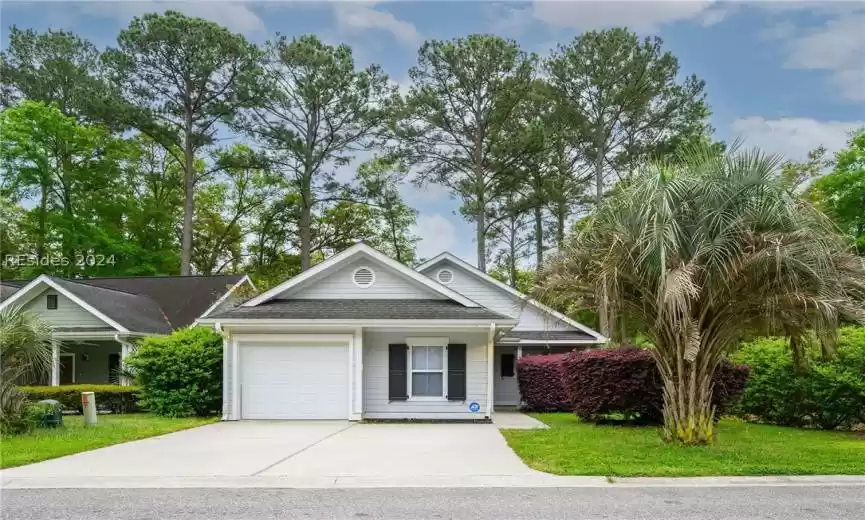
(197, 243, 605, 421)
(0, 274, 253, 385)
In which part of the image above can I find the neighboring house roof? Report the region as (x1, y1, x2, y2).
(497, 330, 599, 344)
(69, 274, 247, 327)
(0, 273, 248, 334)
(416, 252, 607, 343)
(52, 278, 173, 334)
(244, 243, 480, 308)
(0, 283, 21, 301)
(208, 299, 513, 322)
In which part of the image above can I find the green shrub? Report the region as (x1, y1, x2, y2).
(733, 327, 865, 430)
(1, 383, 35, 434)
(18, 385, 141, 414)
(125, 327, 222, 417)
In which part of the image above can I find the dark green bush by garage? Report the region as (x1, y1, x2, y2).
(125, 327, 223, 417)
(19, 385, 140, 414)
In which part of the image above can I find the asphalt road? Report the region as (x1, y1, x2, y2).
(2, 485, 863, 520)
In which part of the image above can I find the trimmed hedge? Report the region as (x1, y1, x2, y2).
(562, 347, 749, 423)
(19, 385, 141, 414)
(732, 328, 865, 430)
(516, 354, 570, 412)
(125, 327, 222, 417)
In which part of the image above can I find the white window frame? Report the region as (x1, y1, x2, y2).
(406, 337, 449, 401)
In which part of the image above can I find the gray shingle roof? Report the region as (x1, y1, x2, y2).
(3, 274, 244, 333)
(53, 279, 174, 334)
(0, 284, 21, 302)
(209, 299, 512, 321)
(68, 275, 244, 328)
(497, 330, 599, 343)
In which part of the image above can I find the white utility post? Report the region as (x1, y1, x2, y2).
(51, 342, 60, 386)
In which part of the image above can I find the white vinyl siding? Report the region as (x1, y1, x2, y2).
(20, 288, 109, 329)
(284, 258, 445, 300)
(419, 260, 572, 331)
(362, 329, 489, 420)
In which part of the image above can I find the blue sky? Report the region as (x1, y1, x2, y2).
(2, 1, 864, 264)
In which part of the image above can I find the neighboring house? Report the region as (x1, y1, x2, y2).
(198, 243, 605, 421)
(0, 274, 253, 386)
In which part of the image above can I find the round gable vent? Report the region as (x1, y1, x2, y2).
(436, 268, 454, 285)
(352, 266, 376, 288)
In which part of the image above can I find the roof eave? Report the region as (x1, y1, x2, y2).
(197, 317, 518, 327)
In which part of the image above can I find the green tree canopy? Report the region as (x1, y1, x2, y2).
(810, 129, 865, 255)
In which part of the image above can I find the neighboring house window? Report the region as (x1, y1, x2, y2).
(352, 266, 376, 288)
(46, 294, 58, 310)
(436, 268, 454, 285)
(407, 337, 449, 398)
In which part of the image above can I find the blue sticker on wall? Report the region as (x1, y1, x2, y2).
(468, 401, 480, 413)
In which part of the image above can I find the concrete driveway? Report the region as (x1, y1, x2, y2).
(2, 421, 537, 481)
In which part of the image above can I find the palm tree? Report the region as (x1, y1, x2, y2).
(537, 145, 865, 444)
(0, 305, 59, 432)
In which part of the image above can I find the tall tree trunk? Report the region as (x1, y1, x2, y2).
(556, 202, 566, 248)
(299, 174, 313, 271)
(36, 180, 48, 261)
(595, 134, 608, 335)
(180, 115, 194, 276)
(534, 206, 543, 277)
(594, 145, 604, 207)
(476, 206, 486, 272)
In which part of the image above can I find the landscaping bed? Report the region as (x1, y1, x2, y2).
(501, 413, 865, 477)
(0, 414, 217, 469)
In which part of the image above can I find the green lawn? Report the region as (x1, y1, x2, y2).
(501, 413, 865, 477)
(1, 414, 217, 469)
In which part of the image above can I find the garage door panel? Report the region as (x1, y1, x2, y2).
(240, 344, 349, 420)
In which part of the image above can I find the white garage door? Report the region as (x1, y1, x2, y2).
(240, 343, 349, 420)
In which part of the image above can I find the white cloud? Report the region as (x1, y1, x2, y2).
(730, 117, 864, 162)
(332, 2, 420, 47)
(76, 1, 266, 35)
(531, 1, 716, 32)
(484, 2, 533, 36)
(414, 214, 457, 260)
(781, 14, 865, 101)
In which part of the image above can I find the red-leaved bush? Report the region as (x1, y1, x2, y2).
(562, 347, 749, 423)
(516, 354, 570, 412)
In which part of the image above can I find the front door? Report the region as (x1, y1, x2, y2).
(493, 346, 520, 406)
(59, 353, 75, 384)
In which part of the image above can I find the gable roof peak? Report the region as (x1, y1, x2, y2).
(243, 243, 481, 308)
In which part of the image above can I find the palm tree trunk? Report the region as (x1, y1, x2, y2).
(657, 350, 716, 445)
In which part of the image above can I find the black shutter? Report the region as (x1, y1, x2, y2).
(388, 344, 408, 401)
(447, 344, 466, 401)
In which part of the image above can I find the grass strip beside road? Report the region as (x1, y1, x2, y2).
(501, 413, 865, 477)
(1, 414, 217, 469)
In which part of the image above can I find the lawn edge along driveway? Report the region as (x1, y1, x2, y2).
(500, 413, 865, 477)
(1, 414, 217, 469)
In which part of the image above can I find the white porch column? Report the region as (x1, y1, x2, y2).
(517, 345, 523, 359)
(119, 341, 132, 386)
(486, 323, 495, 418)
(51, 342, 60, 386)
(352, 327, 363, 419)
